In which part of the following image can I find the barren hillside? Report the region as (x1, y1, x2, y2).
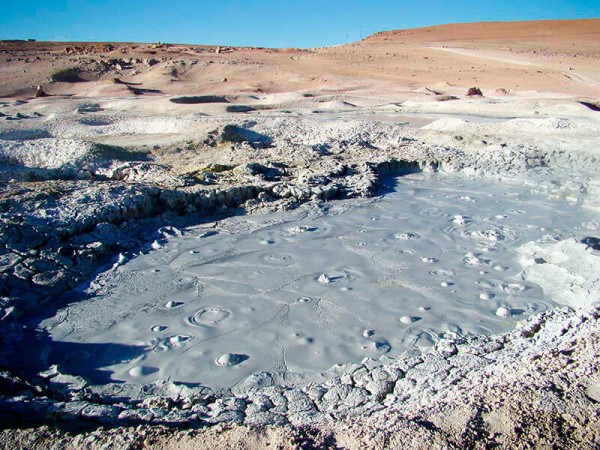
(1, 19, 599, 99)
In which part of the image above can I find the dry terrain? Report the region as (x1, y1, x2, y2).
(1, 19, 600, 449)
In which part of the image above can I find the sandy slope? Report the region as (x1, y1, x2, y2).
(1, 19, 599, 100)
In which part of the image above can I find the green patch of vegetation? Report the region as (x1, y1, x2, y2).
(184, 140, 199, 151)
(187, 163, 235, 183)
(50, 67, 83, 83)
(200, 163, 234, 174)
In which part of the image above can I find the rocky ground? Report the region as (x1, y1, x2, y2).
(1, 19, 600, 449)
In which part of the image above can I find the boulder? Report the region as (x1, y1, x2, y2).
(34, 86, 48, 98)
(466, 87, 483, 96)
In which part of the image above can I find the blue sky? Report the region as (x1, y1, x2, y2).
(1, 0, 598, 47)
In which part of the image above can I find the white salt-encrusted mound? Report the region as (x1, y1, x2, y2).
(47, 116, 195, 139)
(518, 237, 600, 308)
(0, 138, 96, 169)
(421, 117, 470, 131)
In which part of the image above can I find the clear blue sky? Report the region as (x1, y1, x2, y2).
(1, 0, 598, 48)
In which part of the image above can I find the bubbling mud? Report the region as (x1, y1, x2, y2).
(39, 173, 596, 388)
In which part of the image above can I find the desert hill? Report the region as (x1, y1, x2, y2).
(0, 19, 599, 99)
(364, 19, 600, 44)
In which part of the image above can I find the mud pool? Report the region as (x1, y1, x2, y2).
(37, 173, 596, 389)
